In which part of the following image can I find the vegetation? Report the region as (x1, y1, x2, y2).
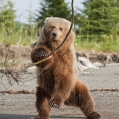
(74, 0, 119, 52)
(77, 0, 119, 40)
(0, 0, 37, 46)
(35, 0, 71, 27)
(74, 35, 119, 52)
(0, 0, 119, 52)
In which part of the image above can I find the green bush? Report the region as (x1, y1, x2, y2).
(75, 35, 119, 52)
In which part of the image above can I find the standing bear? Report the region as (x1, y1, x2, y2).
(31, 17, 101, 119)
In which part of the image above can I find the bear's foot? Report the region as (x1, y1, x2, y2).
(49, 97, 62, 108)
(87, 111, 101, 119)
(34, 115, 40, 119)
(34, 115, 49, 119)
(49, 102, 59, 108)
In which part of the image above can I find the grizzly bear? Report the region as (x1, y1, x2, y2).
(31, 17, 101, 119)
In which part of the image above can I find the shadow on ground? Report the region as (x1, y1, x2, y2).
(0, 114, 35, 119)
(0, 114, 85, 119)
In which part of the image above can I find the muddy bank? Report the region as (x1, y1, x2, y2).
(76, 51, 119, 63)
(0, 45, 119, 67)
(0, 45, 32, 67)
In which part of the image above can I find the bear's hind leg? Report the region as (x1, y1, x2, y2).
(64, 81, 100, 119)
(35, 87, 50, 119)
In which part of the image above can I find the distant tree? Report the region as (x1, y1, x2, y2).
(0, 0, 16, 34)
(78, 0, 119, 41)
(35, 0, 71, 27)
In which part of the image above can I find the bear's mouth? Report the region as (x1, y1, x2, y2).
(50, 35, 59, 41)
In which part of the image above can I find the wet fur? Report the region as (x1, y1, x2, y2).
(31, 17, 100, 119)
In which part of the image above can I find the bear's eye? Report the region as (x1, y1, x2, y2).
(59, 28, 63, 31)
(50, 26, 55, 29)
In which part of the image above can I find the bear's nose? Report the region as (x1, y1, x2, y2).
(52, 33, 57, 37)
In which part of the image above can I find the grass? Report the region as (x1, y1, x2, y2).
(0, 22, 119, 52)
(74, 35, 119, 52)
(0, 22, 38, 46)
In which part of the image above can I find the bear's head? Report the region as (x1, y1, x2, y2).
(39, 17, 75, 49)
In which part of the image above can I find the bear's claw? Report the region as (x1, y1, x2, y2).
(49, 102, 59, 108)
(35, 50, 49, 60)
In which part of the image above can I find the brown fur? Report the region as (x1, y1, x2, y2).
(31, 17, 100, 119)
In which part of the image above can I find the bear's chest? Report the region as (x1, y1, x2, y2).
(54, 52, 73, 68)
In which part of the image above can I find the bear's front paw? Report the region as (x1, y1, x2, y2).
(87, 111, 101, 119)
(49, 97, 62, 108)
(35, 49, 49, 61)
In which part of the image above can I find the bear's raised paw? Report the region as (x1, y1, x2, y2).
(35, 49, 49, 61)
(87, 111, 101, 119)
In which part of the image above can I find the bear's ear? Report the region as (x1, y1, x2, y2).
(44, 17, 53, 24)
(67, 21, 74, 29)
